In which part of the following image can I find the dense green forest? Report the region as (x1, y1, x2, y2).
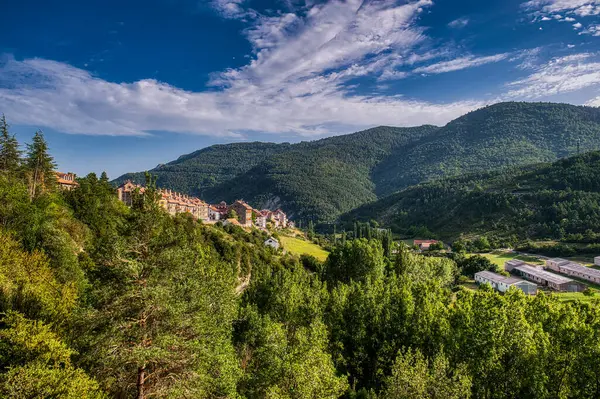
(4, 117, 600, 398)
(342, 151, 600, 251)
(115, 142, 291, 195)
(115, 102, 600, 221)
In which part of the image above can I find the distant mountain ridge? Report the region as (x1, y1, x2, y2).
(114, 102, 600, 221)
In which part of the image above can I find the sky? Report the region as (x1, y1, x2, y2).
(1, 0, 600, 178)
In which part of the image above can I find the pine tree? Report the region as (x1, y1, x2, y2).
(25, 131, 56, 199)
(308, 220, 315, 240)
(0, 115, 21, 173)
(354, 222, 358, 239)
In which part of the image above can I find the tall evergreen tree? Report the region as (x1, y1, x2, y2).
(25, 131, 56, 199)
(333, 224, 337, 245)
(0, 115, 21, 173)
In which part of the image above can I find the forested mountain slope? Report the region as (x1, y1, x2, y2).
(203, 125, 437, 221)
(115, 102, 600, 221)
(342, 151, 600, 243)
(372, 102, 600, 196)
(114, 142, 292, 194)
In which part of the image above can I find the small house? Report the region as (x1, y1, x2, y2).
(475, 270, 537, 295)
(55, 172, 79, 190)
(414, 239, 438, 250)
(264, 237, 279, 250)
(595, 256, 600, 266)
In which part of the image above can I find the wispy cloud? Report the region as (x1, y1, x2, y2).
(412, 53, 509, 74)
(522, 0, 600, 34)
(0, 0, 488, 137)
(448, 17, 469, 28)
(580, 23, 600, 35)
(211, 0, 256, 19)
(1, 0, 597, 139)
(506, 53, 600, 98)
(586, 95, 600, 106)
(523, 0, 600, 17)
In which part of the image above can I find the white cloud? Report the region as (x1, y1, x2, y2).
(586, 95, 600, 106)
(506, 53, 600, 98)
(211, 0, 256, 19)
(0, 0, 487, 138)
(523, 0, 600, 17)
(448, 17, 469, 28)
(412, 53, 509, 74)
(573, 22, 583, 28)
(580, 24, 600, 35)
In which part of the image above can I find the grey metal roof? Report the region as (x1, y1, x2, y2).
(475, 271, 530, 286)
(547, 258, 571, 265)
(559, 262, 600, 278)
(515, 264, 574, 285)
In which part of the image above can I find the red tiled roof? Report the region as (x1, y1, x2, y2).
(414, 240, 438, 245)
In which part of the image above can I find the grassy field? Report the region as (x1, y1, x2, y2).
(551, 292, 599, 304)
(279, 235, 329, 262)
(478, 251, 544, 268)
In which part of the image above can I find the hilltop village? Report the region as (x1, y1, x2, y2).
(115, 180, 291, 230)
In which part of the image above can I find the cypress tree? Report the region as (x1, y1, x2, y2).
(354, 222, 358, 239)
(0, 115, 21, 173)
(333, 225, 337, 245)
(25, 131, 56, 199)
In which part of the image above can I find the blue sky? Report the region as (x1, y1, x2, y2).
(1, 0, 599, 178)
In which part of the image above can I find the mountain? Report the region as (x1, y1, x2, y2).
(114, 102, 600, 221)
(341, 151, 600, 243)
(202, 126, 436, 221)
(114, 142, 292, 194)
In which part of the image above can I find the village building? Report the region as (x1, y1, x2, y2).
(272, 209, 288, 228)
(116, 185, 290, 229)
(545, 258, 600, 284)
(264, 237, 280, 250)
(545, 258, 571, 271)
(253, 209, 267, 229)
(208, 205, 221, 221)
(55, 172, 79, 190)
(117, 181, 209, 221)
(474, 271, 537, 295)
(214, 201, 229, 217)
(504, 259, 526, 272)
(229, 200, 253, 227)
(117, 180, 143, 206)
(413, 239, 438, 250)
(507, 263, 585, 292)
(595, 256, 600, 267)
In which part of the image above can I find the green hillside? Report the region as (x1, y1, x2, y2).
(341, 151, 600, 244)
(115, 102, 600, 221)
(114, 142, 292, 195)
(203, 126, 436, 221)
